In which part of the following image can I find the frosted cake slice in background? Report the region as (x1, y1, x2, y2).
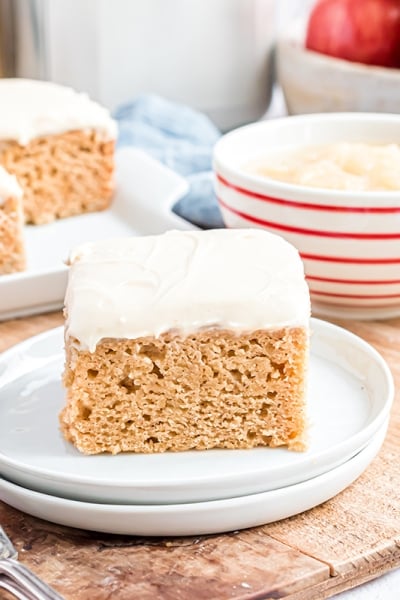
(0, 78, 117, 225)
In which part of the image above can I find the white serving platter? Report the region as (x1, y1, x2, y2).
(0, 318, 393, 505)
(0, 423, 387, 536)
(0, 147, 194, 320)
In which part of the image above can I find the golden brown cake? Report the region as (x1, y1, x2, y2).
(0, 79, 117, 225)
(61, 229, 311, 455)
(0, 166, 25, 274)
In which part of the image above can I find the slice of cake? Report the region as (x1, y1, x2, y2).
(0, 78, 117, 225)
(61, 229, 311, 455)
(0, 166, 25, 274)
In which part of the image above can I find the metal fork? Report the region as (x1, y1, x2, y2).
(0, 526, 64, 600)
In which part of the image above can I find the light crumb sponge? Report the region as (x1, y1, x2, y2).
(0, 166, 25, 274)
(61, 229, 311, 455)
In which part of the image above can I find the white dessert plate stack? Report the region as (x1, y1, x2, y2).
(0, 318, 393, 536)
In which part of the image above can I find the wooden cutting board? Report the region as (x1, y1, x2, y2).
(1, 312, 400, 600)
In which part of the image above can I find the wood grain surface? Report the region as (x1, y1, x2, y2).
(1, 312, 399, 600)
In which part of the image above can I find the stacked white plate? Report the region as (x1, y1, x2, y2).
(0, 319, 393, 536)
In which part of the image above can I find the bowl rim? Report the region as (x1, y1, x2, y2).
(213, 112, 400, 202)
(277, 17, 400, 81)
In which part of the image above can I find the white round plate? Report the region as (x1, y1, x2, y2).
(0, 319, 393, 505)
(0, 423, 387, 536)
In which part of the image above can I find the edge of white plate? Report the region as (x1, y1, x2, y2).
(0, 420, 387, 536)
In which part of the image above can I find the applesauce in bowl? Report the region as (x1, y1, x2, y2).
(213, 112, 400, 319)
(246, 142, 400, 192)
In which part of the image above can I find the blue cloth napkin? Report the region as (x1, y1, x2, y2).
(114, 95, 224, 229)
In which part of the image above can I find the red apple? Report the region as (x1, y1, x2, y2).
(305, 0, 400, 68)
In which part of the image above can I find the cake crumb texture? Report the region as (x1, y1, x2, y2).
(0, 130, 114, 224)
(61, 327, 308, 455)
(0, 196, 26, 274)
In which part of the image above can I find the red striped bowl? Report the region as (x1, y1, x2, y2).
(213, 113, 400, 319)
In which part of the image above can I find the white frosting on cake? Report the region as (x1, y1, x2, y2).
(0, 79, 117, 145)
(66, 229, 310, 352)
(0, 166, 22, 206)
